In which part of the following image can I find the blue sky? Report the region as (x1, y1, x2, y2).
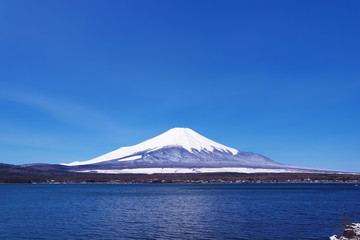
(0, 0, 359, 171)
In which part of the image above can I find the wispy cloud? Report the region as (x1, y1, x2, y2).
(0, 88, 126, 135)
(0, 132, 85, 150)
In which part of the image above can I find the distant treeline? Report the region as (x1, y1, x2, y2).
(1, 172, 360, 184)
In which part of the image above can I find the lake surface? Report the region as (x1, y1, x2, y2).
(1, 183, 359, 240)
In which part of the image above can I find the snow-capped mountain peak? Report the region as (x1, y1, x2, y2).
(63, 127, 239, 166)
(140, 127, 239, 154)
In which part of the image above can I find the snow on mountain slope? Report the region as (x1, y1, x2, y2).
(61, 127, 307, 172)
(63, 128, 239, 166)
(78, 168, 311, 174)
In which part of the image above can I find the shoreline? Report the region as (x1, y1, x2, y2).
(1, 172, 360, 184)
(1, 182, 359, 185)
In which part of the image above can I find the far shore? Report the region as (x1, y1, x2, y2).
(1, 172, 360, 184)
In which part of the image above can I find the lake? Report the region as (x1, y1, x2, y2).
(1, 183, 359, 240)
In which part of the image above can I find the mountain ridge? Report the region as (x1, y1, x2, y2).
(62, 127, 304, 172)
(63, 128, 240, 166)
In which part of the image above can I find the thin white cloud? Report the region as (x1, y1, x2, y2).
(0, 88, 125, 134)
(0, 132, 84, 150)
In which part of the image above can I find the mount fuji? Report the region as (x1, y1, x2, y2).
(62, 128, 318, 174)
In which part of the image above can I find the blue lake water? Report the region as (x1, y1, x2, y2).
(1, 183, 359, 240)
